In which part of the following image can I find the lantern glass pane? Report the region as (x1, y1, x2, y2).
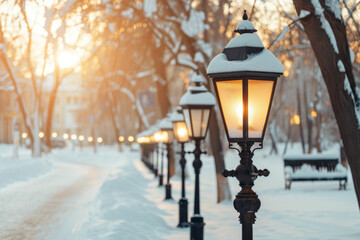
(189, 109, 211, 138)
(190, 109, 202, 138)
(182, 109, 193, 137)
(200, 109, 210, 137)
(173, 121, 189, 143)
(215, 80, 243, 138)
(248, 80, 274, 138)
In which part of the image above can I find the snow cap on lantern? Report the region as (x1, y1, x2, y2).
(207, 11, 284, 75)
(170, 106, 185, 123)
(179, 73, 215, 106)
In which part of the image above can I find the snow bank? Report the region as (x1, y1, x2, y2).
(79, 151, 176, 240)
(0, 144, 52, 189)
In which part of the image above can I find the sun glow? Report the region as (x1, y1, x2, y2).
(57, 51, 80, 69)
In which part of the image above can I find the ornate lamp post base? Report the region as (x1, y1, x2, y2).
(165, 183, 172, 199)
(177, 197, 189, 228)
(190, 214, 205, 240)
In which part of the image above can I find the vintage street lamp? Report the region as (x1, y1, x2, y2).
(154, 129, 164, 186)
(151, 125, 162, 177)
(207, 11, 283, 240)
(171, 106, 190, 228)
(137, 129, 152, 168)
(159, 117, 174, 200)
(180, 73, 215, 240)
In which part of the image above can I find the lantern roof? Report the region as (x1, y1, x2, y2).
(180, 85, 216, 106)
(207, 10, 284, 76)
(170, 107, 184, 123)
(159, 117, 173, 130)
(189, 72, 207, 85)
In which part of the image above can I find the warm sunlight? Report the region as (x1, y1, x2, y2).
(57, 51, 80, 69)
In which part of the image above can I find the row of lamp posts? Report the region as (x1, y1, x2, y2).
(138, 11, 283, 240)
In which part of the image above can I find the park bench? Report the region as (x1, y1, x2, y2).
(283, 154, 348, 190)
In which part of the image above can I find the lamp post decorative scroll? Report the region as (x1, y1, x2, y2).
(207, 10, 284, 240)
(180, 73, 215, 240)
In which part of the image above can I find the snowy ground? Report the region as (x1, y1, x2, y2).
(0, 143, 359, 240)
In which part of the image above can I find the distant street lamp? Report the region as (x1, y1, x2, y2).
(159, 117, 174, 200)
(71, 134, 77, 140)
(79, 135, 85, 141)
(87, 136, 93, 143)
(39, 132, 45, 138)
(79, 135, 85, 150)
(152, 127, 162, 177)
(97, 137, 103, 143)
(180, 73, 215, 240)
(171, 106, 190, 228)
(155, 130, 165, 186)
(207, 11, 283, 240)
(128, 136, 134, 143)
(63, 133, 69, 140)
(52, 132, 58, 138)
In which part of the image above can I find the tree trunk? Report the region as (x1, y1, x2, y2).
(32, 99, 41, 157)
(283, 119, 292, 156)
(45, 82, 60, 151)
(297, 86, 306, 153)
(0, 51, 34, 146)
(107, 91, 122, 149)
(313, 78, 322, 153)
(269, 122, 278, 155)
(303, 81, 313, 153)
(315, 112, 322, 152)
(293, 0, 360, 210)
(208, 108, 232, 203)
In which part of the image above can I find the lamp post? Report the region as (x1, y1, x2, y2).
(159, 117, 174, 200)
(153, 129, 162, 177)
(180, 73, 215, 240)
(207, 11, 283, 240)
(171, 106, 190, 228)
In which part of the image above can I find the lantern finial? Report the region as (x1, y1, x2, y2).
(243, 10, 248, 20)
(234, 10, 257, 34)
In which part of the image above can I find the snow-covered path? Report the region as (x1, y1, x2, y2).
(0, 144, 359, 240)
(0, 147, 123, 240)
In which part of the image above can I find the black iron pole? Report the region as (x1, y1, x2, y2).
(165, 143, 172, 199)
(159, 144, 164, 186)
(178, 142, 189, 228)
(149, 148, 154, 171)
(154, 144, 159, 177)
(222, 142, 269, 240)
(190, 139, 205, 240)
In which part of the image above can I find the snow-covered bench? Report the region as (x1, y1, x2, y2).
(284, 154, 348, 190)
